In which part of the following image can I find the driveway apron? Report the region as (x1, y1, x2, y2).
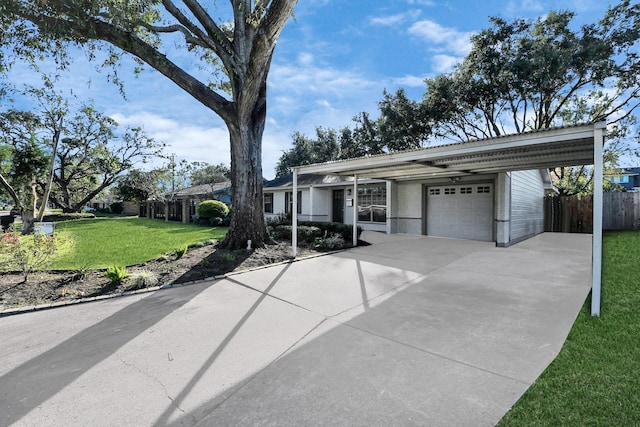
(0, 232, 592, 426)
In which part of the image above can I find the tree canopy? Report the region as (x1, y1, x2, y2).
(0, 87, 162, 231)
(284, 3, 639, 195)
(1, 0, 298, 248)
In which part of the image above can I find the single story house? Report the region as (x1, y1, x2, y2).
(275, 122, 607, 316)
(141, 181, 232, 222)
(173, 181, 233, 205)
(265, 170, 553, 246)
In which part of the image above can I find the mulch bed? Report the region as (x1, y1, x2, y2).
(0, 242, 321, 312)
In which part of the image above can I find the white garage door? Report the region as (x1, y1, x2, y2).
(426, 184, 494, 241)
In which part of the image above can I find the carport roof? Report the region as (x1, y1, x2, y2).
(296, 122, 606, 181)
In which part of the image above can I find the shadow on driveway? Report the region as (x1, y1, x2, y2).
(0, 281, 212, 426)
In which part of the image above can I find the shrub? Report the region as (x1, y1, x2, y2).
(221, 210, 232, 226)
(43, 212, 96, 222)
(209, 217, 223, 226)
(0, 232, 60, 281)
(273, 225, 322, 243)
(267, 212, 291, 226)
(105, 265, 129, 283)
(127, 270, 159, 290)
(271, 221, 362, 246)
(110, 202, 124, 214)
(196, 200, 229, 219)
(299, 225, 322, 242)
(300, 221, 363, 244)
(316, 233, 346, 250)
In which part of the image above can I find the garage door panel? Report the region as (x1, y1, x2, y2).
(426, 184, 493, 241)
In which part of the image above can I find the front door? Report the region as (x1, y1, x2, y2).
(332, 189, 344, 223)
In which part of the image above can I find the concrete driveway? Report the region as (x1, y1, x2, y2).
(0, 232, 592, 426)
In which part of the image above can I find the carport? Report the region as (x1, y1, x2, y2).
(291, 122, 606, 316)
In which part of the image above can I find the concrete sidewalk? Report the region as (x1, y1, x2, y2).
(0, 232, 592, 426)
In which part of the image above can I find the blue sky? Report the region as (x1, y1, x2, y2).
(3, 0, 613, 179)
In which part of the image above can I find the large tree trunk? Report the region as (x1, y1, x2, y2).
(221, 82, 270, 250)
(223, 121, 269, 249)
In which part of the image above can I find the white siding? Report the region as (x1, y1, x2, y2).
(394, 182, 423, 234)
(310, 188, 330, 222)
(510, 170, 544, 242)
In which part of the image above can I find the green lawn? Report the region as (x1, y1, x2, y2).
(497, 231, 640, 426)
(49, 217, 227, 270)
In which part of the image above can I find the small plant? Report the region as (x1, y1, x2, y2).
(224, 253, 236, 262)
(175, 244, 188, 259)
(127, 270, 159, 290)
(0, 231, 60, 282)
(104, 265, 129, 283)
(74, 262, 93, 280)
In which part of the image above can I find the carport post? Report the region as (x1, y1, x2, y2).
(292, 168, 298, 258)
(353, 174, 358, 246)
(591, 123, 605, 317)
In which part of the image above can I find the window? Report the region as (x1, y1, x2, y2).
(285, 191, 302, 214)
(477, 186, 491, 193)
(444, 187, 456, 195)
(611, 175, 629, 184)
(357, 184, 386, 223)
(429, 188, 440, 195)
(264, 193, 273, 213)
(460, 187, 473, 194)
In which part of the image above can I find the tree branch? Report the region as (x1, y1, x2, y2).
(6, 0, 235, 122)
(163, 0, 237, 73)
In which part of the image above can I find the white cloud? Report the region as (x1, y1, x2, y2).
(408, 20, 474, 56)
(369, 10, 422, 26)
(110, 112, 231, 168)
(505, 0, 545, 17)
(269, 54, 381, 126)
(431, 54, 460, 73)
(406, 0, 436, 5)
(393, 74, 428, 87)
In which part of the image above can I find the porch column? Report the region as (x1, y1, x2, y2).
(591, 122, 605, 317)
(352, 174, 358, 246)
(292, 168, 298, 258)
(181, 198, 190, 224)
(309, 186, 314, 222)
(386, 180, 392, 234)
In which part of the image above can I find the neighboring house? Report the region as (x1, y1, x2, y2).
(263, 169, 554, 246)
(606, 167, 640, 192)
(142, 181, 232, 223)
(173, 181, 232, 206)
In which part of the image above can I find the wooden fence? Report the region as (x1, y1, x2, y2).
(544, 192, 640, 232)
